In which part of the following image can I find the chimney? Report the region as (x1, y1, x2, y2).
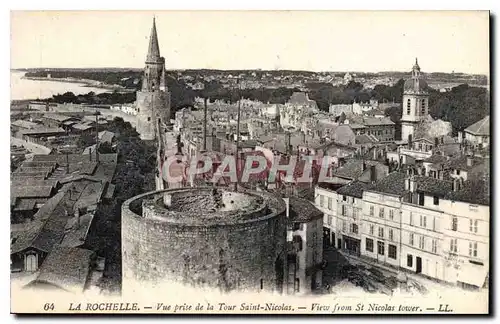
(466, 155, 473, 167)
(409, 176, 417, 193)
(452, 178, 461, 192)
(370, 165, 376, 183)
(286, 132, 292, 154)
(283, 198, 290, 218)
(75, 208, 81, 229)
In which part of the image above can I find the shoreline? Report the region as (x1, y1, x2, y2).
(22, 76, 127, 92)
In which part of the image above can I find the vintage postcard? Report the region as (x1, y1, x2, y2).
(10, 10, 490, 315)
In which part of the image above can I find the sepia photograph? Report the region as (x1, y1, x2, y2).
(9, 10, 491, 315)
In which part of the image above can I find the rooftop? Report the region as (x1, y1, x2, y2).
(29, 245, 95, 294)
(465, 115, 490, 136)
(336, 181, 369, 199)
(286, 197, 323, 223)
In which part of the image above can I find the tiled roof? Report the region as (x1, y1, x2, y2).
(444, 177, 490, 206)
(32, 245, 95, 294)
(19, 127, 65, 136)
(333, 159, 384, 180)
(366, 171, 408, 196)
(61, 212, 95, 248)
(423, 154, 449, 165)
(11, 186, 54, 198)
(465, 115, 490, 136)
(444, 155, 484, 171)
(287, 197, 323, 223)
(336, 181, 369, 198)
(12, 120, 40, 129)
(43, 114, 74, 122)
(414, 176, 453, 197)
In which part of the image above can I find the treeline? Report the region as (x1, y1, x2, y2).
(47, 91, 137, 105)
(87, 117, 157, 293)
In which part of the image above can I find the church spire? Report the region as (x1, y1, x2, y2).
(146, 17, 161, 63)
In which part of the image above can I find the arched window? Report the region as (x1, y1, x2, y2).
(406, 99, 411, 115)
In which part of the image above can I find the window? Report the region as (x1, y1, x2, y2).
(419, 215, 423, 227)
(389, 229, 394, 241)
(342, 221, 346, 232)
(328, 197, 333, 210)
(341, 205, 346, 216)
(421, 99, 426, 114)
(351, 223, 358, 234)
(432, 239, 437, 254)
(369, 225, 374, 235)
(326, 215, 332, 226)
(389, 209, 394, 220)
(379, 207, 384, 218)
(343, 195, 347, 201)
(419, 236, 425, 250)
(433, 196, 440, 205)
(423, 216, 427, 228)
(369, 205, 374, 217)
(260, 279, 264, 290)
(366, 238, 374, 252)
(292, 236, 303, 251)
(456, 170, 461, 175)
(147, 117, 151, 121)
(410, 212, 414, 226)
(378, 227, 384, 238)
(418, 193, 425, 206)
(469, 242, 478, 258)
(377, 241, 385, 255)
(294, 278, 300, 293)
(469, 219, 478, 233)
(320, 195, 324, 207)
(353, 208, 358, 219)
(388, 244, 397, 259)
(406, 99, 411, 114)
(409, 233, 414, 246)
(451, 217, 458, 231)
(450, 238, 458, 254)
(407, 254, 413, 267)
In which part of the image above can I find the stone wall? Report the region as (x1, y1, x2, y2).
(122, 189, 287, 295)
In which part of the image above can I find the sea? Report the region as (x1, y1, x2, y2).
(10, 71, 110, 101)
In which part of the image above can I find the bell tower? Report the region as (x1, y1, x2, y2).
(136, 18, 171, 140)
(401, 58, 429, 142)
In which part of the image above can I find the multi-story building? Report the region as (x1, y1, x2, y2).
(359, 168, 489, 289)
(315, 159, 389, 248)
(361, 172, 406, 268)
(285, 197, 323, 294)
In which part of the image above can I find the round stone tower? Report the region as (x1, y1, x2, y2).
(121, 187, 288, 295)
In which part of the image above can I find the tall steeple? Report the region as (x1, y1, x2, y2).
(146, 17, 161, 63)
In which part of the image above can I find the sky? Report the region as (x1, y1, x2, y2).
(10, 10, 490, 75)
